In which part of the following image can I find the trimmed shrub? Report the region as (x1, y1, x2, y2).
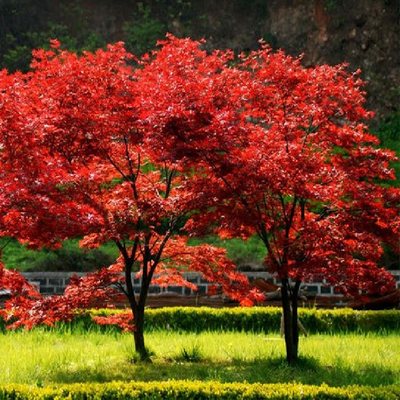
(0, 381, 399, 399)
(1, 307, 399, 334)
(88, 307, 400, 334)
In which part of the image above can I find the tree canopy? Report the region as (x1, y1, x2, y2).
(0, 36, 398, 362)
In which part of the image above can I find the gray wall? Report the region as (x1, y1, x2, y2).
(23, 270, 400, 297)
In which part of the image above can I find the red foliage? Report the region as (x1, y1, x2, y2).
(137, 35, 399, 297)
(0, 261, 42, 328)
(0, 262, 39, 298)
(0, 35, 398, 337)
(0, 39, 262, 333)
(1, 252, 121, 328)
(92, 312, 134, 333)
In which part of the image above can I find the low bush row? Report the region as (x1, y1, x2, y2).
(0, 381, 399, 399)
(1, 306, 399, 334)
(88, 306, 400, 334)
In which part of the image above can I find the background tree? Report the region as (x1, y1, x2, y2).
(0, 41, 260, 360)
(137, 36, 400, 363)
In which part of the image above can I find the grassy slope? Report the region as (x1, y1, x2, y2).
(0, 236, 266, 272)
(0, 238, 119, 271)
(0, 330, 398, 386)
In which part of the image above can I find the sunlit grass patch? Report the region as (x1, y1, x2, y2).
(0, 330, 398, 387)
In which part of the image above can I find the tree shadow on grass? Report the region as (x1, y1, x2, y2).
(47, 355, 399, 387)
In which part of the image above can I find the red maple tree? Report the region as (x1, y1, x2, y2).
(0, 41, 260, 359)
(1, 36, 398, 364)
(136, 36, 400, 363)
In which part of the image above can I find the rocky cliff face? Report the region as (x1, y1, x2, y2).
(259, 0, 399, 118)
(78, 0, 399, 118)
(2, 0, 399, 117)
(174, 0, 400, 119)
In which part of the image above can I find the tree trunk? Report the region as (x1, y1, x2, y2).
(119, 239, 154, 362)
(281, 279, 299, 364)
(291, 281, 301, 358)
(132, 305, 150, 361)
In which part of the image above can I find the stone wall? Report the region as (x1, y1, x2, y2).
(22, 270, 400, 297)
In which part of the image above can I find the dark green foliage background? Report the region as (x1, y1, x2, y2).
(0, 238, 118, 272)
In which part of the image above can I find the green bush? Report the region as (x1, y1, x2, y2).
(2, 307, 399, 334)
(376, 112, 400, 186)
(0, 235, 266, 272)
(123, 3, 166, 56)
(188, 235, 266, 268)
(0, 238, 117, 272)
(89, 307, 400, 334)
(0, 381, 398, 399)
(26, 247, 115, 272)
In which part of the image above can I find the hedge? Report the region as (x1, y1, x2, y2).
(0, 381, 399, 399)
(87, 307, 400, 334)
(1, 307, 399, 334)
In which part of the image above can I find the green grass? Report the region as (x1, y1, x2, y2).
(0, 330, 398, 387)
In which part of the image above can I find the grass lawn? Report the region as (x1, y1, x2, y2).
(0, 330, 398, 387)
